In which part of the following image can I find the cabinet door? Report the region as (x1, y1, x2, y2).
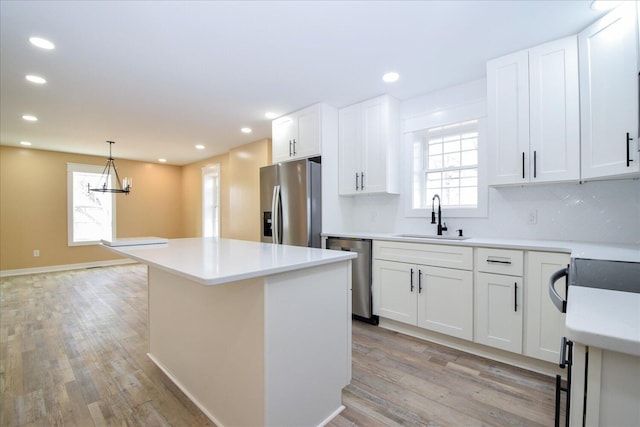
(487, 50, 530, 185)
(372, 260, 416, 325)
(475, 272, 523, 353)
(272, 116, 294, 163)
(361, 97, 387, 194)
(417, 266, 473, 340)
(294, 105, 321, 159)
(525, 251, 569, 363)
(579, 2, 639, 179)
(529, 36, 580, 183)
(338, 104, 361, 195)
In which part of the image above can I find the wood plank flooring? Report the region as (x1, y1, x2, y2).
(1, 264, 561, 426)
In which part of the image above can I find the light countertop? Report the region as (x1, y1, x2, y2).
(103, 237, 356, 286)
(322, 232, 640, 262)
(566, 286, 640, 356)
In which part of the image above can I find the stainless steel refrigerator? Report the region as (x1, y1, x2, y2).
(260, 159, 322, 248)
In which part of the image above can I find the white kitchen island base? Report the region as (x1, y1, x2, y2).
(103, 238, 355, 427)
(147, 262, 351, 427)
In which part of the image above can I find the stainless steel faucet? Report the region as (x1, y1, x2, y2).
(431, 194, 447, 235)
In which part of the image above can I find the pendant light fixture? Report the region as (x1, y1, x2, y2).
(89, 140, 132, 194)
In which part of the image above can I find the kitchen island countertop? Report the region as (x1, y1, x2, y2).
(104, 236, 356, 286)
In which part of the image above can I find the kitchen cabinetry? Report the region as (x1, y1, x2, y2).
(569, 345, 640, 427)
(525, 251, 569, 363)
(487, 36, 580, 185)
(372, 241, 473, 340)
(272, 103, 336, 164)
(338, 95, 400, 195)
(474, 248, 524, 353)
(579, 1, 640, 180)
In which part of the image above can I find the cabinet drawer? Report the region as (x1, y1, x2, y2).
(476, 247, 523, 276)
(373, 240, 472, 271)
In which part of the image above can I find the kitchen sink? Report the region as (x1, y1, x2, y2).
(394, 233, 471, 241)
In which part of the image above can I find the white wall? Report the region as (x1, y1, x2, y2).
(330, 79, 640, 245)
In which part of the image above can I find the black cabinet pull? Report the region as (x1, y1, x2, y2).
(289, 140, 292, 157)
(533, 150, 537, 178)
(355, 173, 359, 191)
(555, 338, 573, 427)
(522, 152, 525, 179)
(418, 270, 422, 293)
(514, 282, 518, 312)
(410, 268, 414, 292)
(292, 139, 296, 155)
(360, 172, 364, 190)
(627, 132, 634, 167)
(486, 258, 512, 265)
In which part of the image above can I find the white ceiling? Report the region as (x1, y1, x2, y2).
(0, 1, 606, 165)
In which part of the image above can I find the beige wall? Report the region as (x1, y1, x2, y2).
(180, 138, 271, 240)
(1, 139, 271, 271)
(228, 138, 271, 241)
(0, 146, 183, 270)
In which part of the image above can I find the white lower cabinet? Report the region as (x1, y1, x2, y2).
(474, 248, 524, 353)
(475, 272, 523, 353)
(373, 240, 570, 365)
(524, 251, 569, 363)
(373, 241, 473, 341)
(418, 266, 473, 340)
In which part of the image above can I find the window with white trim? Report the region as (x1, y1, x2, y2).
(67, 163, 115, 245)
(412, 119, 479, 210)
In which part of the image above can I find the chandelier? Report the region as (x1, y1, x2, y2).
(89, 140, 132, 194)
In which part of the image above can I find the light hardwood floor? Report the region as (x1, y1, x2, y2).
(1, 264, 561, 426)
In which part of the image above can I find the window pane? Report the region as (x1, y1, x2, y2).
(72, 171, 112, 242)
(413, 119, 479, 209)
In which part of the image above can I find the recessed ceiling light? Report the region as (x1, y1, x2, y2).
(25, 75, 47, 84)
(590, 0, 622, 11)
(158, 158, 167, 163)
(29, 37, 55, 50)
(383, 72, 400, 83)
(195, 144, 205, 150)
(241, 127, 252, 134)
(265, 112, 278, 119)
(20, 141, 32, 146)
(22, 114, 38, 122)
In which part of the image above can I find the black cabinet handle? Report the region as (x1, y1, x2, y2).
(533, 150, 537, 178)
(418, 270, 422, 293)
(289, 140, 292, 157)
(514, 282, 518, 312)
(555, 338, 573, 427)
(355, 173, 359, 191)
(627, 132, 634, 167)
(410, 268, 414, 292)
(522, 152, 525, 179)
(360, 172, 364, 190)
(292, 139, 296, 155)
(486, 258, 512, 265)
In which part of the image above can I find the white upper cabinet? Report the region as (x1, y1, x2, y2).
(579, 2, 640, 180)
(338, 95, 400, 195)
(487, 36, 580, 185)
(272, 103, 336, 164)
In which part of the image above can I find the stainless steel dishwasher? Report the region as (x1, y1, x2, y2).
(326, 237, 378, 324)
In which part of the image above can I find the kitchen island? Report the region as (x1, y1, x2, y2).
(103, 237, 356, 427)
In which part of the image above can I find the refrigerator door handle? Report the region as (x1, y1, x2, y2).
(271, 185, 280, 244)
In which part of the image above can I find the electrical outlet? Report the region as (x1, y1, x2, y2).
(527, 209, 538, 225)
(33, 249, 40, 257)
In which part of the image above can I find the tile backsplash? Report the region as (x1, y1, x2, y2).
(345, 179, 640, 245)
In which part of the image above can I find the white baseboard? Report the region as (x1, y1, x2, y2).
(0, 259, 138, 278)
